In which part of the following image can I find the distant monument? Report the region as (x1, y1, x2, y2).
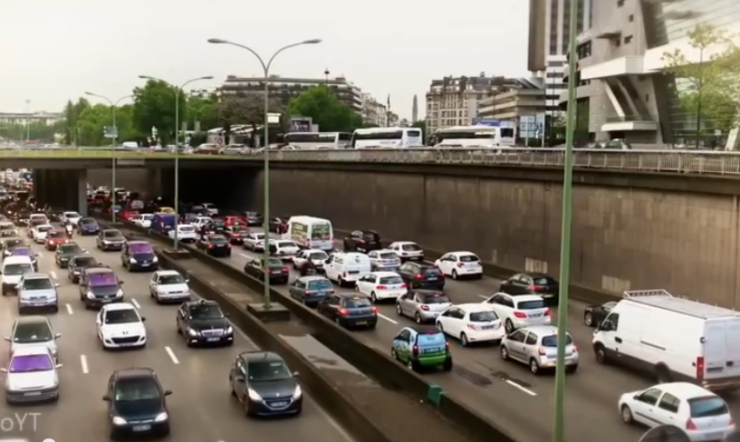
(412, 95, 418, 123)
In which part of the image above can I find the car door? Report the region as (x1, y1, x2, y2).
(176, 303, 187, 332)
(294, 250, 305, 267)
(289, 279, 305, 300)
(506, 329, 529, 362)
(597, 312, 622, 359)
(398, 262, 414, 283)
(437, 254, 452, 275)
(398, 292, 414, 316)
(394, 329, 412, 362)
(318, 295, 338, 319)
(96, 309, 105, 338)
(654, 391, 680, 427)
(149, 273, 158, 295)
(355, 274, 374, 294)
(233, 357, 247, 399)
(437, 307, 457, 337)
(324, 255, 336, 280)
(522, 331, 539, 362)
(629, 388, 663, 427)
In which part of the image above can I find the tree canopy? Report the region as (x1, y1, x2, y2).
(286, 85, 362, 132)
(132, 80, 187, 143)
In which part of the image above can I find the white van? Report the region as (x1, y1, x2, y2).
(592, 289, 740, 390)
(324, 252, 371, 287)
(1, 256, 34, 296)
(283, 216, 334, 251)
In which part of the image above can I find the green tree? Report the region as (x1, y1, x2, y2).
(215, 94, 284, 146)
(186, 94, 218, 131)
(76, 104, 113, 146)
(287, 85, 362, 132)
(61, 98, 91, 145)
(663, 24, 740, 144)
(132, 80, 186, 144)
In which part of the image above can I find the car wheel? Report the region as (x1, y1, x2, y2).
(504, 319, 514, 334)
(230, 377, 236, 397)
(395, 304, 403, 316)
(391, 347, 399, 361)
(452, 270, 458, 280)
(530, 358, 540, 374)
(620, 405, 634, 424)
(460, 332, 469, 347)
(370, 292, 377, 304)
(584, 312, 593, 327)
(500, 345, 510, 361)
(594, 345, 607, 364)
(414, 312, 422, 324)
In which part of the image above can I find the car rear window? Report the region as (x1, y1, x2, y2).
(180, 226, 195, 232)
(422, 268, 441, 276)
(541, 334, 573, 347)
(689, 397, 729, 418)
(459, 255, 480, 262)
(533, 277, 555, 285)
(278, 241, 296, 248)
(89, 272, 117, 286)
(307, 280, 332, 290)
(517, 300, 546, 310)
(104, 231, 122, 238)
(363, 233, 379, 242)
(379, 276, 404, 285)
(379, 252, 397, 259)
(416, 331, 445, 346)
(420, 293, 450, 304)
(401, 243, 420, 251)
(470, 311, 498, 322)
(344, 298, 371, 308)
(210, 236, 227, 243)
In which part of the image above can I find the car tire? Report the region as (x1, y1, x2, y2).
(500, 345, 510, 361)
(370, 292, 377, 304)
(414, 312, 422, 324)
(442, 358, 453, 372)
(530, 358, 541, 375)
(584, 312, 593, 327)
(396, 304, 403, 316)
(391, 347, 399, 361)
(452, 270, 458, 280)
(460, 332, 469, 347)
(594, 344, 608, 365)
(620, 405, 634, 424)
(566, 364, 578, 374)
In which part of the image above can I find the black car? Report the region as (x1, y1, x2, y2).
(67, 254, 98, 283)
(97, 229, 125, 251)
(55, 242, 85, 268)
(121, 240, 158, 271)
(317, 293, 377, 329)
(343, 230, 382, 253)
(268, 217, 288, 234)
(499, 272, 560, 306)
(243, 258, 289, 284)
(224, 225, 248, 244)
(176, 299, 234, 346)
(197, 234, 231, 257)
(398, 261, 445, 290)
(583, 301, 617, 327)
(229, 351, 302, 417)
(243, 211, 263, 227)
(103, 368, 171, 438)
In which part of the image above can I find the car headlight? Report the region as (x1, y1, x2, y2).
(86, 292, 95, 299)
(152, 256, 158, 262)
(51, 348, 57, 356)
(112, 416, 127, 425)
(103, 240, 110, 244)
(188, 328, 198, 336)
(292, 384, 302, 399)
(154, 412, 168, 422)
(247, 388, 262, 401)
(225, 326, 233, 334)
(116, 289, 123, 297)
(129, 258, 136, 264)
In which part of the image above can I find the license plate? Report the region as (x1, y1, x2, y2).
(423, 348, 440, 354)
(141, 263, 150, 266)
(706, 433, 723, 440)
(132, 425, 151, 432)
(355, 320, 367, 325)
(271, 401, 288, 407)
(427, 278, 437, 281)
(206, 338, 219, 342)
(482, 326, 494, 330)
(24, 392, 41, 396)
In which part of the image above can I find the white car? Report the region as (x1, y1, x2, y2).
(31, 224, 54, 243)
(436, 303, 505, 346)
(355, 271, 407, 303)
(29, 214, 48, 225)
(482, 293, 551, 334)
(435, 251, 483, 279)
(202, 203, 219, 216)
(96, 303, 147, 349)
(292, 249, 328, 270)
(367, 249, 401, 271)
(388, 241, 424, 262)
(269, 240, 300, 260)
(149, 270, 191, 303)
(2, 346, 61, 403)
(618, 382, 735, 441)
(168, 224, 198, 242)
(243, 232, 266, 251)
(62, 211, 82, 226)
(133, 214, 154, 228)
(191, 216, 212, 229)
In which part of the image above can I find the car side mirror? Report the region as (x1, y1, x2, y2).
(102, 395, 110, 401)
(185, 279, 190, 283)
(55, 364, 63, 369)
(634, 394, 640, 400)
(164, 390, 172, 396)
(224, 313, 230, 317)
(119, 281, 124, 285)
(292, 371, 299, 376)
(55, 333, 62, 339)
(54, 282, 60, 287)
(141, 317, 146, 321)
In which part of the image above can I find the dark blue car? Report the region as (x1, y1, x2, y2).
(76, 217, 99, 235)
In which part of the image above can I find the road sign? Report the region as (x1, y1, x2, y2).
(103, 126, 118, 139)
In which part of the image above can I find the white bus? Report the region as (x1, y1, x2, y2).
(351, 127, 423, 149)
(283, 132, 352, 150)
(434, 125, 516, 148)
(283, 216, 334, 251)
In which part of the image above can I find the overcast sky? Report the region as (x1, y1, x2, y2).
(0, 0, 529, 120)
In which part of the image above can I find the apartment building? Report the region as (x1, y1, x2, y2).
(560, 0, 740, 145)
(361, 94, 388, 127)
(477, 79, 547, 121)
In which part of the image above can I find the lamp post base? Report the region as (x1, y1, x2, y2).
(247, 303, 290, 323)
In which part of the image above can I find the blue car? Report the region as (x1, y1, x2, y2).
(288, 276, 334, 307)
(76, 217, 99, 235)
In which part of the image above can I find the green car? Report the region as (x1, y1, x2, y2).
(391, 326, 453, 372)
(55, 242, 86, 268)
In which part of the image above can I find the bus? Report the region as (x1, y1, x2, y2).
(434, 125, 516, 148)
(283, 132, 352, 150)
(351, 127, 424, 149)
(283, 216, 334, 251)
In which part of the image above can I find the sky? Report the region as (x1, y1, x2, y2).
(0, 0, 530, 120)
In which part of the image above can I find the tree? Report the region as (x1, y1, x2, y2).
(61, 98, 90, 145)
(186, 94, 218, 131)
(215, 94, 283, 146)
(663, 24, 740, 145)
(411, 120, 426, 144)
(132, 80, 186, 144)
(287, 85, 362, 132)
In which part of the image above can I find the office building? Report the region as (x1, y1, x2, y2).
(477, 80, 547, 121)
(560, 0, 740, 145)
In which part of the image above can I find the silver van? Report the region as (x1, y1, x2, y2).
(4, 316, 60, 360)
(17, 273, 59, 313)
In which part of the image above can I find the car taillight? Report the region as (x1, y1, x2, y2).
(529, 284, 537, 291)
(400, 283, 407, 288)
(467, 324, 477, 330)
(456, 262, 464, 268)
(377, 285, 387, 290)
(537, 347, 546, 355)
(412, 345, 419, 356)
(544, 309, 551, 316)
(343, 271, 347, 277)
(207, 244, 213, 248)
(304, 291, 312, 296)
(338, 308, 349, 316)
(415, 274, 424, 279)
(357, 239, 365, 244)
(282, 268, 289, 273)
(513, 311, 527, 318)
(571, 344, 578, 351)
(420, 305, 430, 311)
(696, 356, 705, 380)
(445, 341, 449, 352)
(371, 306, 377, 313)
(730, 418, 735, 427)
(686, 418, 697, 430)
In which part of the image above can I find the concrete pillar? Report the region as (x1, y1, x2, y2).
(33, 170, 44, 205)
(145, 168, 163, 200)
(77, 169, 88, 216)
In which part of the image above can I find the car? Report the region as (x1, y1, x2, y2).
(268, 216, 289, 233)
(28, 213, 48, 226)
(30, 223, 53, 243)
(243, 232, 266, 251)
(396, 289, 452, 324)
(317, 293, 377, 329)
(176, 299, 234, 346)
(196, 234, 232, 257)
(67, 254, 98, 283)
(387, 241, 424, 262)
(435, 251, 483, 280)
(482, 293, 551, 334)
(288, 276, 334, 307)
(223, 215, 246, 227)
(54, 241, 85, 268)
(103, 368, 171, 438)
(1, 256, 34, 295)
(398, 261, 445, 291)
(355, 271, 407, 304)
(149, 270, 191, 304)
(43, 230, 68, 250)
(96, 302, 147, 349)
(190, 216, 212, 230)
(97, 229, 125, 251)
(391, 326, 452, 373)
(201, 202, 218, 215)
(268, 239, 299, 261)
(583, 301, 617, 327)
(0, 221, 18, 238)
(229, 351, 302, 416)
(168, 224, 198, 242)
(7, 246, 38, 270)
(499, 272, 560, 306)
(79, 267, 124, 309)
(4, 316, 61, 361)
(367, 249, 401, 271)
(500, 325, 578, 374)
(121, 240, 158, 271)
(2, 237, 26, 257)
(2, 346, 61, 404)
(17, 273, 59, 314)
(242, 211, 263, 226)
(62, 211, 81, 226)
(617, 382, 735, 440)
(323, 252, 372, 287)
(132, 213, 153, 229)
(243, 258, 290, 284)
(343, 229, 382, 253)
(436, 303, 505, 346)
(210, 218, 227, 233)
(76, 217, 100, 235)
(292, 249, 328, 272)
(224, 225, 249, 244)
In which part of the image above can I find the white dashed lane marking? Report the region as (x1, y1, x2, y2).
(131, 298, 141, 309)
(377, 313, 397, 324)
(80, 355, 89, 374)
(65, 303, 73, 315)
(165, 346, 180, 364)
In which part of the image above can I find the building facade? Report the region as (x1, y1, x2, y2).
(562, 0, 740, 145)
(361, 94, 388, 127)
(0, 112, 62, 126)
(477, 84, 547, 121)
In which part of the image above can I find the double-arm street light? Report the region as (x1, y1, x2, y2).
(84, 92, 133, 222)
(207, 37, 321, 309)
(137, 75, 213, 250)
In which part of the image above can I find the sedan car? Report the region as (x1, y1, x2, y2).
(31, 224, 53, 243)
(104, 368, 171, 438)
(197, 234, 231, 257)
(229, 351, 302, 416)
(243, 258, 289, 284)
(44, 230, 68, 250)
(396, 290, 451, 324)
(583, 301, 618, 327)
(398, 261, 444, 291)
(97, 229, 125, 251)
(2, 346, 61, 403)
(499, 325, 578, 374)
(176, 299, 233, 346)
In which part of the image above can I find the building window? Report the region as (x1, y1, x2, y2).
(617, 0, 624, 6)
(624, 35, 633, 44)
(628, 14, 634, 22)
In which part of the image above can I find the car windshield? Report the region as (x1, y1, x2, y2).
(379, 252, 397, 259)
(23, 278, 53, 290)
(73, 257, 97, 267)
(59, 244, 82, 254)
(247, 360, 292, 382)
(79, 218, 95, 225)
(401, 243, 420, 251)
(345, 298, 371, 308)
(541, 334, 574, 347)
(210, 236, 227, 244)
(104, 231, 122, 239)
(4, 263, 32, 275)
(277, 241, 296, 248)
(114, 378, 162, 401)
(422, 267, 441, 276)
(533, 277, 555, 285)
(307, 279, 333, 290)
(379, 276, 404, 285)
(459, 255, 480, 262)
(47, 231, 65, 239)
(190, 304, 224, 320)
(6, 240, 23, 248)
(0, 224, 13, 231)
(159, 274, 185, 285)
(9, 354, 53, 373)
(105, 309, 140, 324)
(11, 248, 33, 256)
(265, 258, 284, 267)
(309, 252, 328, 260)
(419, 293, 450, 304)
(518, 300, 546, 310)
(470, 311, 498, 322)
(13, 323, 53, 342)
(37, 225, 52, 232)
(689, 396, 729, 418)
(130, 244, 153, 253)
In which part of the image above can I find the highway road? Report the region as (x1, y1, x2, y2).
(0, 229, 356, 442)
(214, 230, 740, 442)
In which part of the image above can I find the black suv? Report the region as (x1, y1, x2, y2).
(103, 368, 171, 438)
(176, 299, 234, 346)
(343, 230, 382, 253)
(398, 261, 445, 290)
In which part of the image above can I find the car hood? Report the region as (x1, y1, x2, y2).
(189, 319, 229, 330)
(113, 398, 164, 420)
(19, 288, 56, 298)
(157, 283, 189, 293)
(100, 323, 145, 337)
(11, 340, 57, 354)
(79, 224, 98, 230)
(249, 378, 297, 398)
(2, 275, 22, 285)
(7, 370, 57, 391)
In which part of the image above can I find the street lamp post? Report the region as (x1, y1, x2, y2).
(207, 38, 321, 310)
(137, 75, 213, 249)
(84, 92, 133, 223)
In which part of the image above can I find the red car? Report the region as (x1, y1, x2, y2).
(45, 231, 69, 250)
(223, 216, 246, 227)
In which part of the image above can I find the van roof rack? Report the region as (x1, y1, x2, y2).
(623, 289, 673, 299)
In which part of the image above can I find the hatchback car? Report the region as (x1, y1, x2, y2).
(343, 229, 382, 253)
(436, 303, 505, 346)
(2, 346, 61, 403)
(103, 368, 171, 438)
(229, 351, 302, 417)
(317, 293, 377, 329)
(67, 254, 98, 283)
(483, 293, 551, 333)
(55, 241, 85, 268)
(76, 217, 100, 235)
(398, 261, 445, 290)
(4, 316, 60, 361)
(121, 240, 158, 271)
(17, 273, 59, 313)
(355, 271, 407, 303)
(500, 325, 578, 374)
(499, 272, 560, 306)
(391, 326, 452, 372)
(288, 276, 334, 307)
(396, 290, 452, 324)
(97, 229, 125, 251)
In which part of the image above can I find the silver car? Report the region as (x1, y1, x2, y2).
(2, 346, 61, 403)
(396, 289, 452, 324)
(368, 249, 401, 271)
(17, 273, 59, 314)
(499, 325, 579, 374)
(4, 316, 60, 361)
